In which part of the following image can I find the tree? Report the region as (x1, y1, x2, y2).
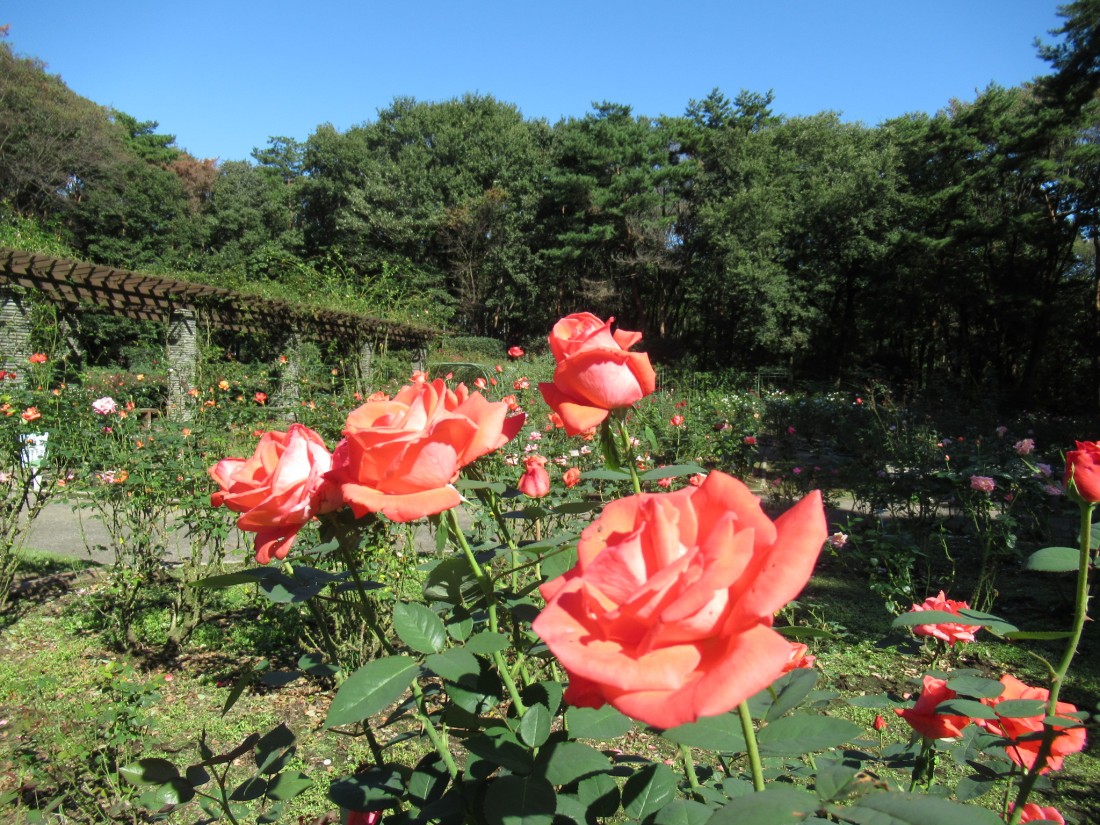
(0, 40, 120, 217)
(300, 95, 549, 337)
(536, 103, 691, 345)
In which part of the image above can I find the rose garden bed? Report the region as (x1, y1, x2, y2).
(0, 314, 1097, 825)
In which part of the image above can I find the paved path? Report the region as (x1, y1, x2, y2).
(22, 501, 242, 566)
(19, 501, 443, 567)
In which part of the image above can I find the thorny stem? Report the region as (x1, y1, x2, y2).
(1009, 501, 1094, 823)
(333, 522, 394, 656)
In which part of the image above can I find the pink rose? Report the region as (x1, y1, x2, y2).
(970, 475, 995, 493)
(518, 455, 550, 498)
(92, 397, 118, 415)
(538, 313, 656, 436)
(210, 424, 341, 564)
(908, 591, 981, 646)
(532, 471, 826, 729)
(1014, 438, 1035, 456)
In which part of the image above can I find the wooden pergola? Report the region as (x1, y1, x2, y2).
(0, 247, 440, 416)
(0, 247, 436, 346)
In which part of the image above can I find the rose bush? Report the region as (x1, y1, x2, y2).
(1064, 440, 1100, 503)
(538, 312, 656, 435)
(327, 377, 524, 522)
(210, 423, 342, 564)
(978, 674, 1087, 773)
(532, 470, 826, 729)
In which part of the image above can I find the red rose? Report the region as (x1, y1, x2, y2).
(210, 424, 341, 564)
(978, 674, 1086, 773)
(873, 715, 888, 732)
(328, 378, 524, 522)
(532, 471, 826, 729)
(907, 591, 981, 646)
(508, 346, 525, 358)
(1065, 441, 1100, 503)
(894, 675, 971, 740)
(518, 455, 550, 498)
(1012, 802, 1065, 824)
(538, 313, 656, 435)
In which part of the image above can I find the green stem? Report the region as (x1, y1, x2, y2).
(446, 509, 527, 715)
(296, 570, 343, 670)
(909, 737, 936, 792)
(1001, 769, 1016, 822)
(679, 744, 702, 798)
(613, 416, 643, 495)
(332, 521, 396, 656)
(1009, 502, 1093, 822)
(215, 763, 241, 825)
(362, 723, 387, 769)
(411, 677, 460, 779)
(737, 701, 765, 792)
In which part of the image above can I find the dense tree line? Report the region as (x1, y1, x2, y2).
(2, 3, 1098, 410)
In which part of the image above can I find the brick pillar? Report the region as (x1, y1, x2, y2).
(272, 333, 302, 414)
(357, 339, 375, 392)
(0, 287, 32, 383)
(411, 346, 428, 376)
(166, 307, 198, 420)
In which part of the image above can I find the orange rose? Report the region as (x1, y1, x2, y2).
(532, 471, 825, 729)
(328, 378, 525, 522)
(562, 467, 582, 488)
(210, 424, 341, 564)
(977, 674, 1086, 773)
(538, 313, 656, 435)
(781, 641, 816, 673)
(1065, 440, 1100, 503)
(894, 675, 971, 740)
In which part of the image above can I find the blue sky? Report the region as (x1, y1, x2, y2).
(5, 1, 1066, 163)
